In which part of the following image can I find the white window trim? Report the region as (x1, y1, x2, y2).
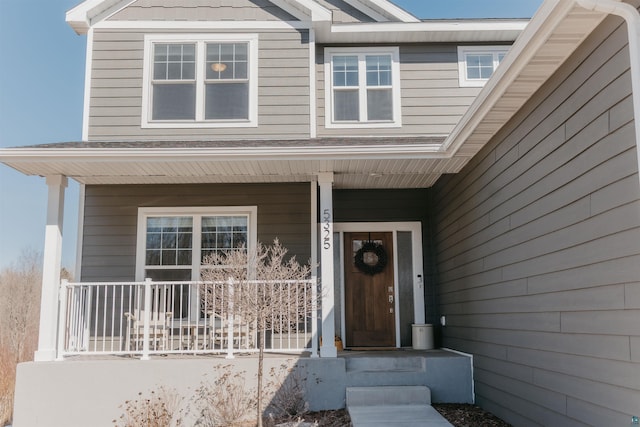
(324, 46, 402, 129)
(142, 34, 259, 129)
(457, 45, 510, 87)
(135, 206, 258, 281)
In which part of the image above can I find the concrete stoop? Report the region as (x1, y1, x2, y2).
(346, 386, 453, 427)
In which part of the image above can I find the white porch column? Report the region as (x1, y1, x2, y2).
(35, 175, 68, 362)
(318, 172, 337, 357)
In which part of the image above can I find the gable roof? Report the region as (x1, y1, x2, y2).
(66, 0, 418, 34)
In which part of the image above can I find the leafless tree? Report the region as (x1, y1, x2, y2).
(200, 239, 315, 427)
(0, 249, 43, 425)
(0, 249, 42, 364)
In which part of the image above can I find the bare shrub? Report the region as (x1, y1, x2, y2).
(114, 386, 181, 427)
(265, 363, 308, 421)
(189, 364, 256, 427)
(200, 239, 315, 427)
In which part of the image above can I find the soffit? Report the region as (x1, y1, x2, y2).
(0, 143, 469, 189)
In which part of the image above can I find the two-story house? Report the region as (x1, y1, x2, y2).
(1, 0, 639, 426)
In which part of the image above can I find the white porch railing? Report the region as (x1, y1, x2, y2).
(57, 278, 318, 360)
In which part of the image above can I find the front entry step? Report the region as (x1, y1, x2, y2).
(346, 386, 453, 427)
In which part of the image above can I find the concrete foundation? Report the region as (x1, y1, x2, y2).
(13, 349, 471, 427)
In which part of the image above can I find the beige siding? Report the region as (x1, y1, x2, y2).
(80, 183, 311, 281)
(317, 45, 482, 137)
(88, 29, 310, 141)
(433, 13, 640, 427)
(109, 0, 297, 21)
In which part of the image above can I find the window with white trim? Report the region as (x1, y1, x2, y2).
(142, 34, 258, 128)
(136, 207, 257, 317)
(324, 47, 402, 128)
(457, 46, 509, 87)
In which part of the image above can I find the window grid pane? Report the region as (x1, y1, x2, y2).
(145, 217, 193, 266)
(206, 43, 249, 81)
(466, 54, 495, 80)
(153, 44, 196, 81)
(365, 55, 392, 87)
(333, 56, 359, 87)
(201, 216, 248, 262)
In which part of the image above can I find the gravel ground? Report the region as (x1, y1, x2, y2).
(271, 404, 511, 427)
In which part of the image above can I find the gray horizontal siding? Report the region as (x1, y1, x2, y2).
(317, 45, 482, 137)
(81, 183, 311, 282)
(433, 12, 640, 427)
(109, 0, 296, 21)
(88, 29, 310, 141)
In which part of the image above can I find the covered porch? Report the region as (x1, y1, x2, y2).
(3, 140, 452, 362)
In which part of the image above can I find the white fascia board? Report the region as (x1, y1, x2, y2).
(66, 0, 134, 34)
(94, 20, 311, 30)
(342, 0, 390, 22)
(331, 20, 528, 35)
(0, 144, 448, 165)
(289, 0, 332, 22)
(360, 0, 420, 22)
(442, 0, 592, 156)
(269, 0, 311, 22)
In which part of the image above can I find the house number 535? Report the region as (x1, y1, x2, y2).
(322, 209, 331, 250)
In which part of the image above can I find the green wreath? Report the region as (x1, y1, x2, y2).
(354, 242, 388, 276)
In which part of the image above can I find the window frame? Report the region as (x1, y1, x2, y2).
(142, 34, 259, 128)
(324, 47, 402, 129)
(135, 206, 258, 282)
(457, 46, 509, 87)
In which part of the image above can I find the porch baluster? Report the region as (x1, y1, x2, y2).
(141, 278, 152, 360)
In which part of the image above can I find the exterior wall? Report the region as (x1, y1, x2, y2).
(109, 0, 297, 21)
(88, 29, 310, 141)
(80, 183, 311, 281)
(316, 44, 483, 137)
(433, 13, 640, 427)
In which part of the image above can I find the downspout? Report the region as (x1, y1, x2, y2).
(575, 0, 640, 191)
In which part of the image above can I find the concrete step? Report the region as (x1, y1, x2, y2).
(348, 404, 453, 427)
(345, 356, 425, 373)
(346, 369, 426, 388)
(346, 385, 431, 406)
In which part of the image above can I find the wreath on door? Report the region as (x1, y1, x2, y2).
(354, 241, 388, 276)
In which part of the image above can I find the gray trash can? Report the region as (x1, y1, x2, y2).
(412, 324, 434, 350)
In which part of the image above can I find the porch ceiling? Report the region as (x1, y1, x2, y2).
(0, 138, 471, 189)
(0, 1, 615, 190)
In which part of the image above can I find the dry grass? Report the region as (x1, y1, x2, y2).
(0, 347, 16, 426)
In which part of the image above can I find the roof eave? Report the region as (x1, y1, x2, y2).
(443, 0, 609, 157)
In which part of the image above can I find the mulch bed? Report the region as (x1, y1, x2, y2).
(271, 404, 511, 426)
(433, 404, 512, 427)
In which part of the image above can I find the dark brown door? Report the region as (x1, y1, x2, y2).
(344, 232, 395, 347)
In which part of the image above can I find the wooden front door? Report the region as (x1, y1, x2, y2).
(344, 232, 395, 347)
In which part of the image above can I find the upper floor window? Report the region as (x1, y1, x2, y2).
(142, 34, 258, 128)
(457, 46, 509, 87)
(324, 47, 402, 129)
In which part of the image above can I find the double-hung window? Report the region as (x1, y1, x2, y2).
(325, 47, 401, 128)
(143, 34, 258, 128)
(457, 46, 509, 87)
(136, 207, 257, 318)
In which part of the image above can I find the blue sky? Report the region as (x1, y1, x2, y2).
(0, 0, 542, 271)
